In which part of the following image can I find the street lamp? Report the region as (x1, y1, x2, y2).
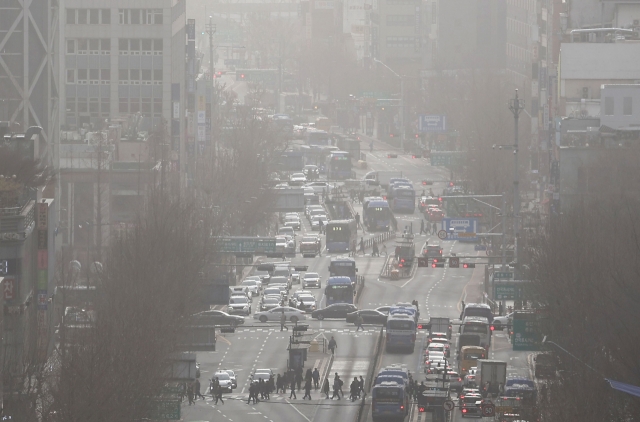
(373, 58, 404, 151)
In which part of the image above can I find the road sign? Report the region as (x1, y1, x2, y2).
(419, 115, 447, 132)
(449, 257, 459, 268)
(481, 403, 496, 417)
(442, 218, 478, 242)
(494, 272, 514, 279)
(512, 318, 541, 351)
(443, 399, 455, 411)
(430, 153, 451, 166)
(150, 400, 181, 420)
(493, 280, 529, 300)
(495, 406, 514, 413)
(437, 230, 447, 240)
(215, 237, 276, 254)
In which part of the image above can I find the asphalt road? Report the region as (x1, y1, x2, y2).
(181, 137, 531, 422)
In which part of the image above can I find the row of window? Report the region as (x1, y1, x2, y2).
(386, 15, 414, 26)
(386, 36, 417, 47)
(507, 17, 529, 37)
(66, 39, 163, 55)
(66, 98, 163, 115)
(66, 98, 110, 114)
(66, 69, 163, 84)
(119, 98, 163, 114)
(603, 97, 633, 116)
(119, 9, 163, 25)
(66, 9, 163, 25)
(66, 9, 111, 25)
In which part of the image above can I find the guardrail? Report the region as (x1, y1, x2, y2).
(362, 231, 395, 250)
(390, 212, 398, 231)
(380, 255, 393, 278)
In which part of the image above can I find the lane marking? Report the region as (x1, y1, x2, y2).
(284, 399, 313, 422)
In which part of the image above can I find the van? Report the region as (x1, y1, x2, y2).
(278, 227, 295, 238)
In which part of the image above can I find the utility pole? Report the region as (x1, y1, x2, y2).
(206, 18, 217, 158)
(508, 89, 524, 275)
(206, 18, 216, 79)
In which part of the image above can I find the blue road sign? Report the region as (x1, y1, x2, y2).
(419, 115, 447, 133)
(442, 218, 478, 242)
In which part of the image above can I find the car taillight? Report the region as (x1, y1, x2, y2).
(400, 405, 404, 410)
(462, 409, 468, 413)
(459, 378, 462, 382)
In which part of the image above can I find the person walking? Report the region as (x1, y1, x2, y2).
(194, 378, 206, 400)
(359, 376, 365, 398)
(213, 382, 224, 405)
(323, 378, 330, 399)
(312, 368, 320, 389)
(350, 378, 359, 401)
(259, 379, 266, 400)
(276, 374, 283, 394)
(280, 310, 288, 331)
(328, 336, 337, 355)
(355, 212, 360, 229)
(289, 378, 297, 399)
(187, 383, 195, 405)
(350, 239, 357, 257)
(432, 222, 437, 235)
(247, 382, 258, 404)
(359, 237, 365, 255)
(303, 379, 312, 400)
(372, 240, 379, 257)
(295, 369, 303, 391)
(382, 243, 387, 256)
(319, 219, 324, 234)
(420, 219, 425, 235)
(331, 374, 342, 400)
(355, 314, 365, 332)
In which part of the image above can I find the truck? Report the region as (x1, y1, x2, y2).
(476, 360, 507, 398)
(428, 317, 452, 339)
(364, 171, 403, 189)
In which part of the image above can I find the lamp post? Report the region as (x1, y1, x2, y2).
(508, 90, 523, 275)
(373, 58, 404, 151)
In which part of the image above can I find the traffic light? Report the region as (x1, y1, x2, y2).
(418, 406, 426, 413)
(449, 182, 455, 187)
(240, 73, 246, 79)
(449, 257, 460, 268)
(399, 258, 406, 268)
(412, 154, 417, 158)
(417, 323, 431, 330)
(490, 324, 495, 332)
(462, 263, 476, 268)
(432, 261, 444, 268)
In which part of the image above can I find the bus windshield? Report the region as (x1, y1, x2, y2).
(326, 226, 351, 242)
(388, 320, 415, 330)
(306, 131, 329, 146)
(326, 284, 353, 303)
(397, 190, 415, 198)
(462, 350, 485, 360)
(330, 264, 355, 277)
(373, 388, 402, 399)
(462, 324, 487, 334)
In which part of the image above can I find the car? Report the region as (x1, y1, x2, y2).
(220, 369, 237, 389)
(282, 235, 296, 254)
(305, 205, 325, 218)
(375, 306, 391, 315)
(227, 295, 252, 315)
(251, 368, 275, 381)
(263, 287, 285, 299)
(292, 294, 317, 312)
(491, 312, 514, 330)
(300, 236, 322, 257)
(269, 276, 289, 289)
(429, 338, 451, 357)
(274, 183, 289, 189)
(310, 215, 329, 231)
(345, 309, 388, 325)
(284, 215, 301, 231)
(446, 371, 463, 393)
(427, 332, 449, 344)
(213, 371, 234, 392)
(308, 208, 327, 222)
(290, 290, 313, 302)
(192, 310, 245, 326)
(311, 303, 358, 320)
(291, 273, 300, 285)
(229, 286, 250, 299)
(426, 343, 447, 355)
(460, 394, 482, 418)
(241, 279, 261, 297)
(459, 386, 480, 401)
(289, 173, 307, 186)
(463, 371, 477, 388)
(278, 226, 296, 238)
(260, 296, 282, 311)
(253, 306, 307, 323)
(304, 181, 334, 194)
(424, 352, 446, 365)
(302, 272, 322, 289)
(303, 165, 319, 180)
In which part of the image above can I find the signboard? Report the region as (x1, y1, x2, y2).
(443, 400, 455, 411)
(0, 259, 18, 275)
(512, 318, 541, 351)
(442, 218, 478, 242)
(150, 400, 181, 420)
(3, 277, 15, 300)
(419, 115, 447, 132)
(493, 281, 529, 300)
(271, 188, 305, 212)
(494, 272, 514, 279)
(215, 237, 277, 254)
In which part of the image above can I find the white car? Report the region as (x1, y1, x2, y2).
(294, 294, 317, 312)
(305, 181, 334, 194)
(310, 215, 328, 231)
(254, 306, 307, 323)
(302, 272, 322, 289)
(220, 369, 237, 389)
(289, 173, 307, 186)
(491, 312, 514, 330)
(306, 205, 325, 218)
(227, 295, 252, 316)
(308, 208, 327, 222)
(213, 371, 234, 392)
(284, 215, 301, 231)
(229, 286, 250, 299)
(241, 279, 261, 296)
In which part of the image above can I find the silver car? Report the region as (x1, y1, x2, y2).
(253, 306, 307, 323)
(220, 369, 237, 389)
(302, 272, 322, 289)
(212, 371, 234, 392)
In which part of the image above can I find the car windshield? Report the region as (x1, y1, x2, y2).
(302, 237, 317, 242)
(270, 276, 288, 283)
(264, 298, 279, 304)
(264, 289, 280, 295)
(298, 295, 315, 301)
(304, 273, 319, 279)
(242, 280, 256, 286)
(230, 297, 248, 304)
(215, 373, 230, 380)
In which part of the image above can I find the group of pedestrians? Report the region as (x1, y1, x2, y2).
(208, 377, 225, 405)
(420, 219, 439, 235)
(182, 379, 206, 405)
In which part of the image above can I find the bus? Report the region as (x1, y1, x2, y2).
(390, 185, 415, 213)
(363, 197, 391, 231)
(371, 381, 409, 422)
(461, 317, 491, 349)
(325, 219, 357, 253)
(328, 256, 358, 284)
(325, 276, 355, 305)
(326, 150, 352, 180)
(459, 346, 487, 376)
(385, 314, 417, 353)
(305, 129, 330, 146)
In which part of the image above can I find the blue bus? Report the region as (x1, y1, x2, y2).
(325, 219, 357, 253)
(390, 186, 415, 213)
(328, 256, 358, 283)
(371, 381, 409, 422)
(305, 129, 330, 146)
(385, 314, 417, 353)
(326, 150, 352, 180)
(325, 276, 355, 305)
(363, 197, 391, 231)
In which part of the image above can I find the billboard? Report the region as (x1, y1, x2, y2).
(442, 217, 478, 242)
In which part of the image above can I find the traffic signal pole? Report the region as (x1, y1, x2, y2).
(509, 90, 524, 277)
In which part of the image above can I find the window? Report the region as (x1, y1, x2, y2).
(142, 39, 152, 53)
(131, 9, 141, 24)
(118, 69, 128, 81)
(102, 9, 111, 24)
(67, 40, 76, 54)
(604, 97, 614, 116)
(101, 39, 111, 53)
(130, 69, 139, 80)
(89, 69, 99, 81)
(78, 98, 88, 113)
(100, 69, 110, 81)
(387, 15, 413, 26)
(153, 39, 163, 54)
(153, 69, 163, 80)
(66, 98, 76, 112)
(77, 69, 88, 81)
(119, 100, 128, 113)
(118, 9, 163, 24)
(78, 9, 88, 24)
(130, 39, 140, 53)
(141, 97, 152, 113)
(153, 98, 162, 114)
(78, 39, 88, 53)
(119, 9, 128, 24)
(386, 36, 416, 48)
(89, 39, 100, 52)
(623, 97, 632, 116)
(66, 69, 76, 84)
(67, 9, 76, 24)
(89, 98, 99, 114)
(141, 69, 152, 81)
(130, 98, 140, 113)
(90, 9, 100, 24)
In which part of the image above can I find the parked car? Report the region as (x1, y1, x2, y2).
(192, 310, 245, 326)
(345, 309, 388, 325)
(311, 303, 358, 320)
(253, 307, 307, 323)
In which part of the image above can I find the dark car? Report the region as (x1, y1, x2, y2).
(375, 306, 391, 315)
(192, 310, 245, 327)
(346, 309, 388, 325)
(311, 303, 358, 320)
